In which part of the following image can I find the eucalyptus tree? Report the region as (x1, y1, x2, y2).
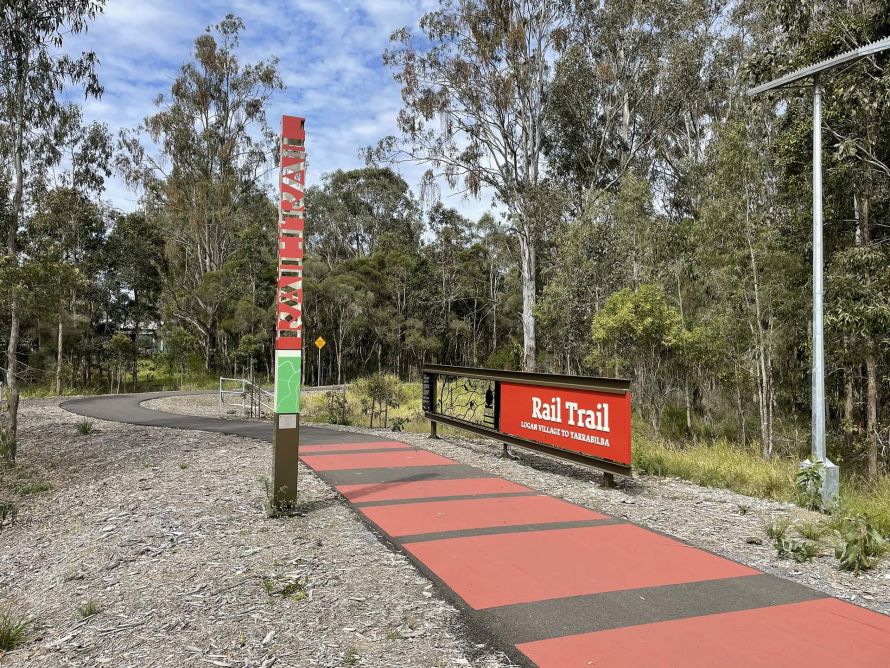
(305, 168, 421, 266)
(0, 0, 104, 460)
(546, 0, 716, 209)
(107, 211, 166, 388)
(29, 187, 108, 395)
(378, 0, 570, 371)
(118, 14, 283, 368)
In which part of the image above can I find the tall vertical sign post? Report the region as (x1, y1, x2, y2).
(272, 115, 306, 505)
(747, 37, 890, 506)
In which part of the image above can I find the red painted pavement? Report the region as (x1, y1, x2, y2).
(336, 477, 531, 503)
(291, 437, 890, 667)
(300, 450, 456, 471)
(516, 597, 890, 667)
(360, 495, 607, 537)
(404, 524, 759, 609)
(300, 441, 412, 453)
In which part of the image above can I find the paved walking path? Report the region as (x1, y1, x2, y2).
(63, 393, 890, 667)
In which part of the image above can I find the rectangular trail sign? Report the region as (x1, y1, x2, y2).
(422, 365, 632, 477)
(499, 381, 632, 467)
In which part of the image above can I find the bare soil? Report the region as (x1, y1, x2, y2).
(0, 399, 513, 667)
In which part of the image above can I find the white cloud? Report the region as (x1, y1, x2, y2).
(61, 0, 496, 221)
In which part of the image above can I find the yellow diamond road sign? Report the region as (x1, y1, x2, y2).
(315, 336, 326, 350)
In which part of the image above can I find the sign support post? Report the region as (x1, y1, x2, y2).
(272, 115, 306, 507)
(314, 336, 325, 387)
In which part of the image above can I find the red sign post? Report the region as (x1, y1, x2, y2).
(272, 115, 306, 507)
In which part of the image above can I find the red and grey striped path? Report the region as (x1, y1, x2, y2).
(301, 439, 890, 667)
(65, 393, 890, 667)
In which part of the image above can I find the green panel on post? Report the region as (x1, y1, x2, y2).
(275, 350, 302, 414)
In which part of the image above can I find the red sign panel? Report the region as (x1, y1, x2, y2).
(499, 382, 632, 466)
(276, 115, 306, 352)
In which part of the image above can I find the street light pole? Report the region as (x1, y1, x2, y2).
(809, 76, 839, 506)
(811, 75, 825, 461)
(746, 37, 890, 508)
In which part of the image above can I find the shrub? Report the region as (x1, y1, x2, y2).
(796, 521, 826, 542)
(769, 523, 819, 563)
(260, 477, 299, 518)
(0, 502, 17, 531)
(75, 419, 95, 435)
(325, 390, 351, 425)
(834, 515, 886, 573)
(762, 516, 792, 542)
(77, 599, 102, 618)
(795, 461, 825, 512)
(0, 606, 34, 651)
(354, 373, 406, 428)
(789, 541, 820, 563)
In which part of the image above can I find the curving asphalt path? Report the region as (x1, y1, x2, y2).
(61, 392, 890, 667)
(61, 391, 372, 445)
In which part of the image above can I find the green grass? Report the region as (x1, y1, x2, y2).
(840, 476, 890, 536)
(15, 482, 51, 497)
(261, 575, 308, 601)
(20, 361, 222, 398)
(633, 436, 797, 500)
(76, 599, 102, 618)
(762, 516, 792, 541)
(75, 419, 95, 435)
(344, 646, 360, 666)
(632, 433, 890, 537)
(0, 607, 34, 651)
(796, 520, 828, 542)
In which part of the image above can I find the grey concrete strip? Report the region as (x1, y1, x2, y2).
(311, 464, 497, 487)
(354, 491, 538, 508)
(475, 574, 829, 644)
(300, 447, 420, 457)
(396, 518, 623, 544)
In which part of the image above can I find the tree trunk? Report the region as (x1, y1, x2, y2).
(55, 316, 64, 396)
(745, 189, 772, 459)
(865, 354, 878, 480)
(735, 375, 746, 446)
(518, 225, 536, 372)
(4, 52, 28, 463)
(4, 305, 21, 461)
(844, 367, 854, 454)
(132, 291, 140, 391)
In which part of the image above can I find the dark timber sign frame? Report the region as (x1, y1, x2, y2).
(422, 364, 632, 478)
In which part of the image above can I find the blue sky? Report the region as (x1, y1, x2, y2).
(64, 0, 492, 220)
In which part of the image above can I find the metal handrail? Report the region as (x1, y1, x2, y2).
(219, 376, 273, 419)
